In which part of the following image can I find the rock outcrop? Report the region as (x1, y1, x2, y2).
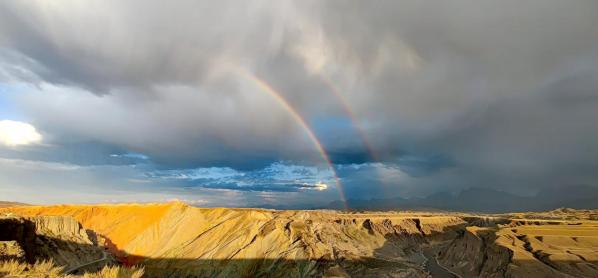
(1, 204, 468, 277)
(0, 215, 107, 271)
(437, 227, 512, 277)
(438, 223, 598, 278)
(2, 204, 596, 277)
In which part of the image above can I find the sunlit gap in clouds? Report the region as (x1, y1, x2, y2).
(145, 161, 335, 193)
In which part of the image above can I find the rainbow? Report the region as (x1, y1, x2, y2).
(320, 76, 380, 162)
(235, 69, 348, 210)
(321, 76, 396, 194)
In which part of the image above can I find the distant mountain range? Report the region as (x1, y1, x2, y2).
(6, 185, 594, 213)
(323, 185, 598, 213)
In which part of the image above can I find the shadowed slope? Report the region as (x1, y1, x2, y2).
(4, 203, 596, 277)
(1, 203, 467, 276)
(1, 203, 175, 253)
(438, 221, 598, 277)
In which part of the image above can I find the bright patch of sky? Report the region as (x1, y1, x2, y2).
(0, 120, 42, 147)
(0, 84, 23, 120)
(146, 161, 335, 192)
(109, 152, 150, 160)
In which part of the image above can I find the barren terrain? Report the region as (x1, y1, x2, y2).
(0, 203, 596, 277)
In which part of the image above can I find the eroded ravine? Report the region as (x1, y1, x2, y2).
(422, 245, 457, 278)
(2, 204, 597, 277)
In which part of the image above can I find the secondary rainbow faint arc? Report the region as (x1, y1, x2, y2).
(321, 76, 392, 194)
(320, 76, 380, 162)
(236, 69, 348, 210)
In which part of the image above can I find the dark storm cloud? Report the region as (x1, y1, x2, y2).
(1, 0, 598, 202)
(0, 1, 292, 91)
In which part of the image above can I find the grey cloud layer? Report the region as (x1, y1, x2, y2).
(1, 0, 598, 199)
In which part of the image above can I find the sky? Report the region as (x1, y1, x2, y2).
(0, 1, 597, 208)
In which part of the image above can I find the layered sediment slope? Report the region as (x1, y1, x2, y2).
(0, 214, 108, 270)
(438, 221, 598, 277)
(2, 203, 467, 277)
(1, 203, 597, 277)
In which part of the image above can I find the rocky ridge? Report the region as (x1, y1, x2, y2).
(438, 219, 598, 277)
(1, 203, 597, 277)
(0, 214, 110, 272)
